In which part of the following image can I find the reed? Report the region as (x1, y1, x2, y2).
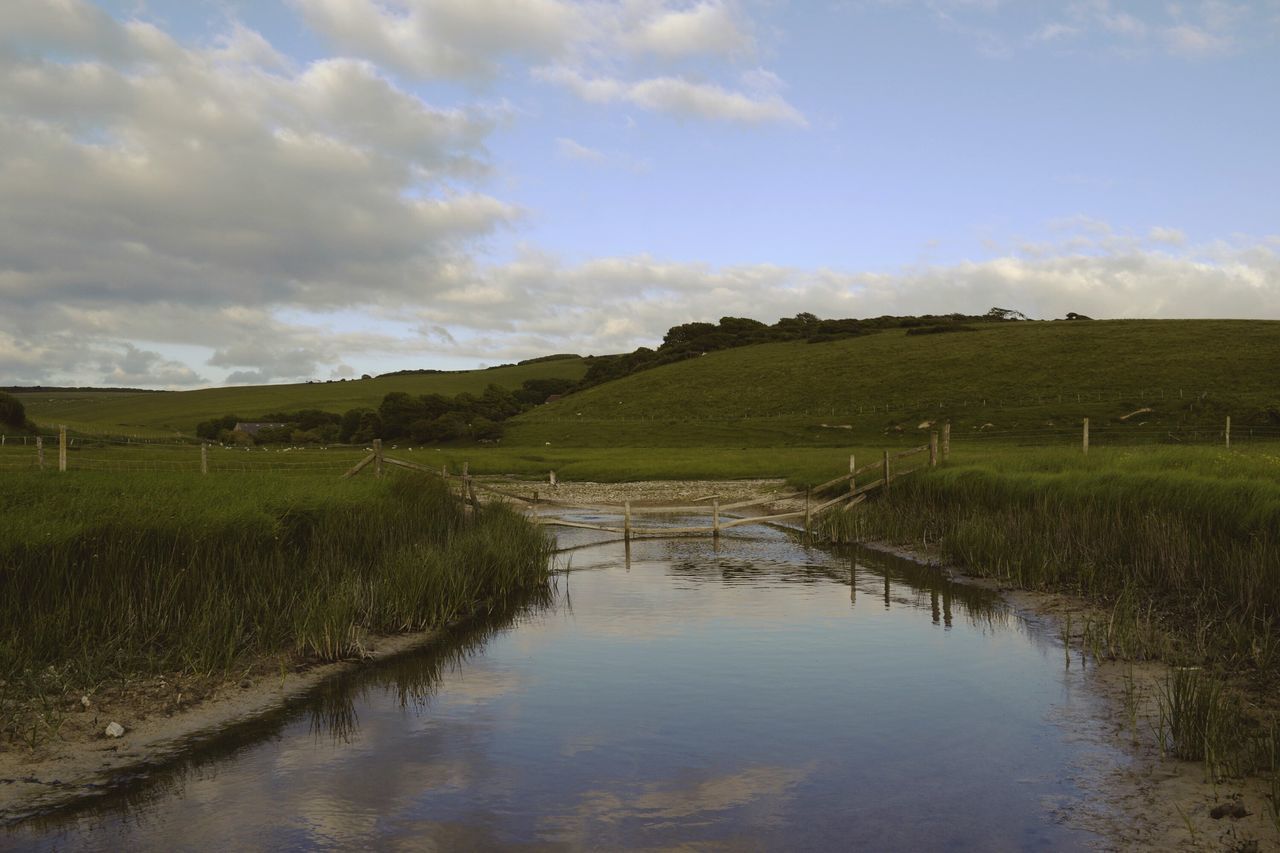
(0, 470, 551, 745)
(819, 447, 1280, 673)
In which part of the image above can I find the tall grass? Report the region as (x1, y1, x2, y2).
(0, 470, 551, 744)
(819, 447, 1280, 670)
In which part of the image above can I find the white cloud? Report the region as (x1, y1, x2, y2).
(100, 344, 206, 387)
(556, 136, 606, 163)
(854, 0, 1264, 59)
(0, 1, 521, 385)
(290, 0, 582, 80)
(536, 66, 806, 126)
(622, 1, 756, 59)
(1147, 226, 1187, 246)
(1164, 23, 1234, 57)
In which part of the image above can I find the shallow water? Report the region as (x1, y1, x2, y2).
(8, 522, 1122, 851)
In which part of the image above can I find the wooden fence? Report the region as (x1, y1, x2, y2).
(342, 433, 946, 540)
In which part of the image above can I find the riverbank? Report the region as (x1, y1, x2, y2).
(0, 627, 450, 824)
(0, 469, 553, 822)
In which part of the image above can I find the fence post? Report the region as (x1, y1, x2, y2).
(929, 431, 938, 467)
(1225, 415, 1231, 448)
(624, 500, 632, 542)
(549, 470, 557, 489)
(531, 490, 539, 522)
(883, 450, 890, 489)
(373, 439, 383, 477)
(713, 498, 720, 538)
(58, 425, 67, 472)
(942, 421, 950, 461)
(849, 453, 856, 498)
(201, 443, 208, 475)
(36, 436, 44, 470)
(1082, 418, 1089, 455)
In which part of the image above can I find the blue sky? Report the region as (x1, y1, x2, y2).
(2, 0, 1277, 387)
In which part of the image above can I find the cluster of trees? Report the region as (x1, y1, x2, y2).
(0, 392, 33, 433)
(194, 376, 578, 445)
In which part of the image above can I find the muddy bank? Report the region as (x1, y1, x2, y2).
(0, 629, 445, 825)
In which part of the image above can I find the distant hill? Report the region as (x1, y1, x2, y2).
(17, 359, 589, 436)
(506, 320, 1280, 447)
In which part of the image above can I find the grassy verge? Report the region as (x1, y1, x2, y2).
(819, 444, 1280, 790)
(0, 470, 552, 748)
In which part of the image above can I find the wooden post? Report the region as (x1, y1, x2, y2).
(201, 443, 208, 475)
(58, 425, 67, 472)
(36, 436, 44, 470)
(441, 463, 447, 478)
(549, 470, 557, 488)
(883, 450, 890, 489)
(1082, 418, 1089, 455)
(804, 487, 812, 532)
(942, 421, 950, 461)
(929, 431, 938, 467)
(624, 500, 632, 542)
(373, 438, 383, 477)
(1225, 415, 1231, 448)
(712, 498, 720, 538)
(531, 490, 539, 522)
(849, 453, 856, 497)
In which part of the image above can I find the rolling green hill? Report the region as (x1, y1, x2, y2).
(16, 358, 588, 436)
(507, 320, 1280, 447)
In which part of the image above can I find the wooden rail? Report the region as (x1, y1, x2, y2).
(341, 434, 944, 541)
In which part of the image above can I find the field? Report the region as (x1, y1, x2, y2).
(511, 320, 1280, 447)
(13, 357, 588, 437)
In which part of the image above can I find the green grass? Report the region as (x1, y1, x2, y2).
(0, 469, 552, 747)
(509, 320, 1280, 446)
(13, 358, 589, 437)
(820, 444, 1280, 671)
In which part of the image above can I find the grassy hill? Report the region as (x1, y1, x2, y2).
(16, 359, 588, 436)
(507, 320, 1280, 447)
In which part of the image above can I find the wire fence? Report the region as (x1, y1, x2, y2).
(1, 415, 1275, 475)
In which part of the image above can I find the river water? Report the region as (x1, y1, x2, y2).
(8, 522, 1126, 851)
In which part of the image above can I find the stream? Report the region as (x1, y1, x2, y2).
(7, 521, 1128, 851)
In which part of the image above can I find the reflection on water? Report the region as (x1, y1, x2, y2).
(7, 524, 1112, 851)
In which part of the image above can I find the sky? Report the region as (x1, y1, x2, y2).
(1, 0, 1277, 388)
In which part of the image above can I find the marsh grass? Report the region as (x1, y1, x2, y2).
(819, 446, 1280, 673)
(0, 469, 551, 746)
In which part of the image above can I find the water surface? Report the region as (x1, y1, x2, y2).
(9, 522, 1119, 850)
